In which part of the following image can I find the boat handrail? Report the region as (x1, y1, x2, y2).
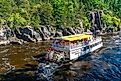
(51, 36, 102, 50)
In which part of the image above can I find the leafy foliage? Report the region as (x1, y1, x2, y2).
(102, 11, 120, 29)
(52, 0, 64, 26)
(0, 0, 121, 30)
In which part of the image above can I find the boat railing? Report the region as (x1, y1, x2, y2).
(70, 37, 102, 49)
(52, 44, 70, 50)
(70, 43, 82, 49)
(52, 36, 102, 50)
(52, 43, 82, 50)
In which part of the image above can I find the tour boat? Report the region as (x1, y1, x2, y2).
(46, 33, 103, 61)
(36, 33, 103, 81)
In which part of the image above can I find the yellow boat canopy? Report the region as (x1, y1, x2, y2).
(54, 34, 92, 41)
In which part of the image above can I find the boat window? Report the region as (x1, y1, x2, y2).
(94, 44, 96, 47)
(97, 43, 99, 45)
(83, 47, 86, 51)
(93, 42, 101, 47)
(96, 42, 100, 45)
(93, 45, 94, 47)
(92, 44, 95, 47)
(97, 42, 99, 45)
(75, 53, 79, 55)
(86, 46, 89, 49)
(91, 45, 93, 48)
(92, 45, 94, 48)
(95, 43, 97, 46)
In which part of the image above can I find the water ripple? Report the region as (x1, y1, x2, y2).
(70, 35, 121, 81)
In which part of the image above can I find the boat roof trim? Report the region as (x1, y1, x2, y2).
(52, 34, 92, 41)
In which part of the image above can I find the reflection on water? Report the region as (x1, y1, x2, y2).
(0, 42, 49, 74)
(1, 35, 121, 81)
(75, 47, 121, 81)
(54, 35, 121, 81)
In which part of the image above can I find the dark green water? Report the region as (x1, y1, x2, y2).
(1, 34, 121, 81)
(53, 35, 121, 81)
(0, 42, 49, 81)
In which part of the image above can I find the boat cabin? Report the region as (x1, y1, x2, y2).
(49, 34, 103, 60)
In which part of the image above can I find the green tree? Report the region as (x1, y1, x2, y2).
(52, 0, 64, 27)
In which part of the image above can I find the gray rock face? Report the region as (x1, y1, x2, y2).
(0, 26, 12, 45)
(46, 25, 53, 32)
(102, 28, 106, 33)
(19, 27, 33, 38)
(41, 26, 51, 36)
(74, 28, 81, 34)
(0, 24, 101, 45)
(62, 29, 72, 36)
(89, 12, 95, 26)
(13, 26, 43, 42)
(38, 27, 48, 40)
(33, 31, 42, 42)
(54, 31, 63, 37)
(0, 31, 6, 40)
(14, 26, 36, 42)
(66, 28, 76, 35)
(9, 37, 23, 45)
(22, 33, 36, 42)
(89, 11, 103, 32)
(38, 26, 51, 40)
(0, 26, 11, 40)
(76, 28, 82, 34)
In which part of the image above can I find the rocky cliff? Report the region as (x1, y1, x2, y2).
(0, 11, 120, 45)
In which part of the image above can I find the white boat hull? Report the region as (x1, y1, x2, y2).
(69, 39, 103, 60)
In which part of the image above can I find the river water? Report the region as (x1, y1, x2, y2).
(0, 42, 50, 81)
(0, 34, 121, 81)
(71, 35, 121, 81)
(54, 34, 121, 81)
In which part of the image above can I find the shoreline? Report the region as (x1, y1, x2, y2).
(0, 29, 120, 46)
